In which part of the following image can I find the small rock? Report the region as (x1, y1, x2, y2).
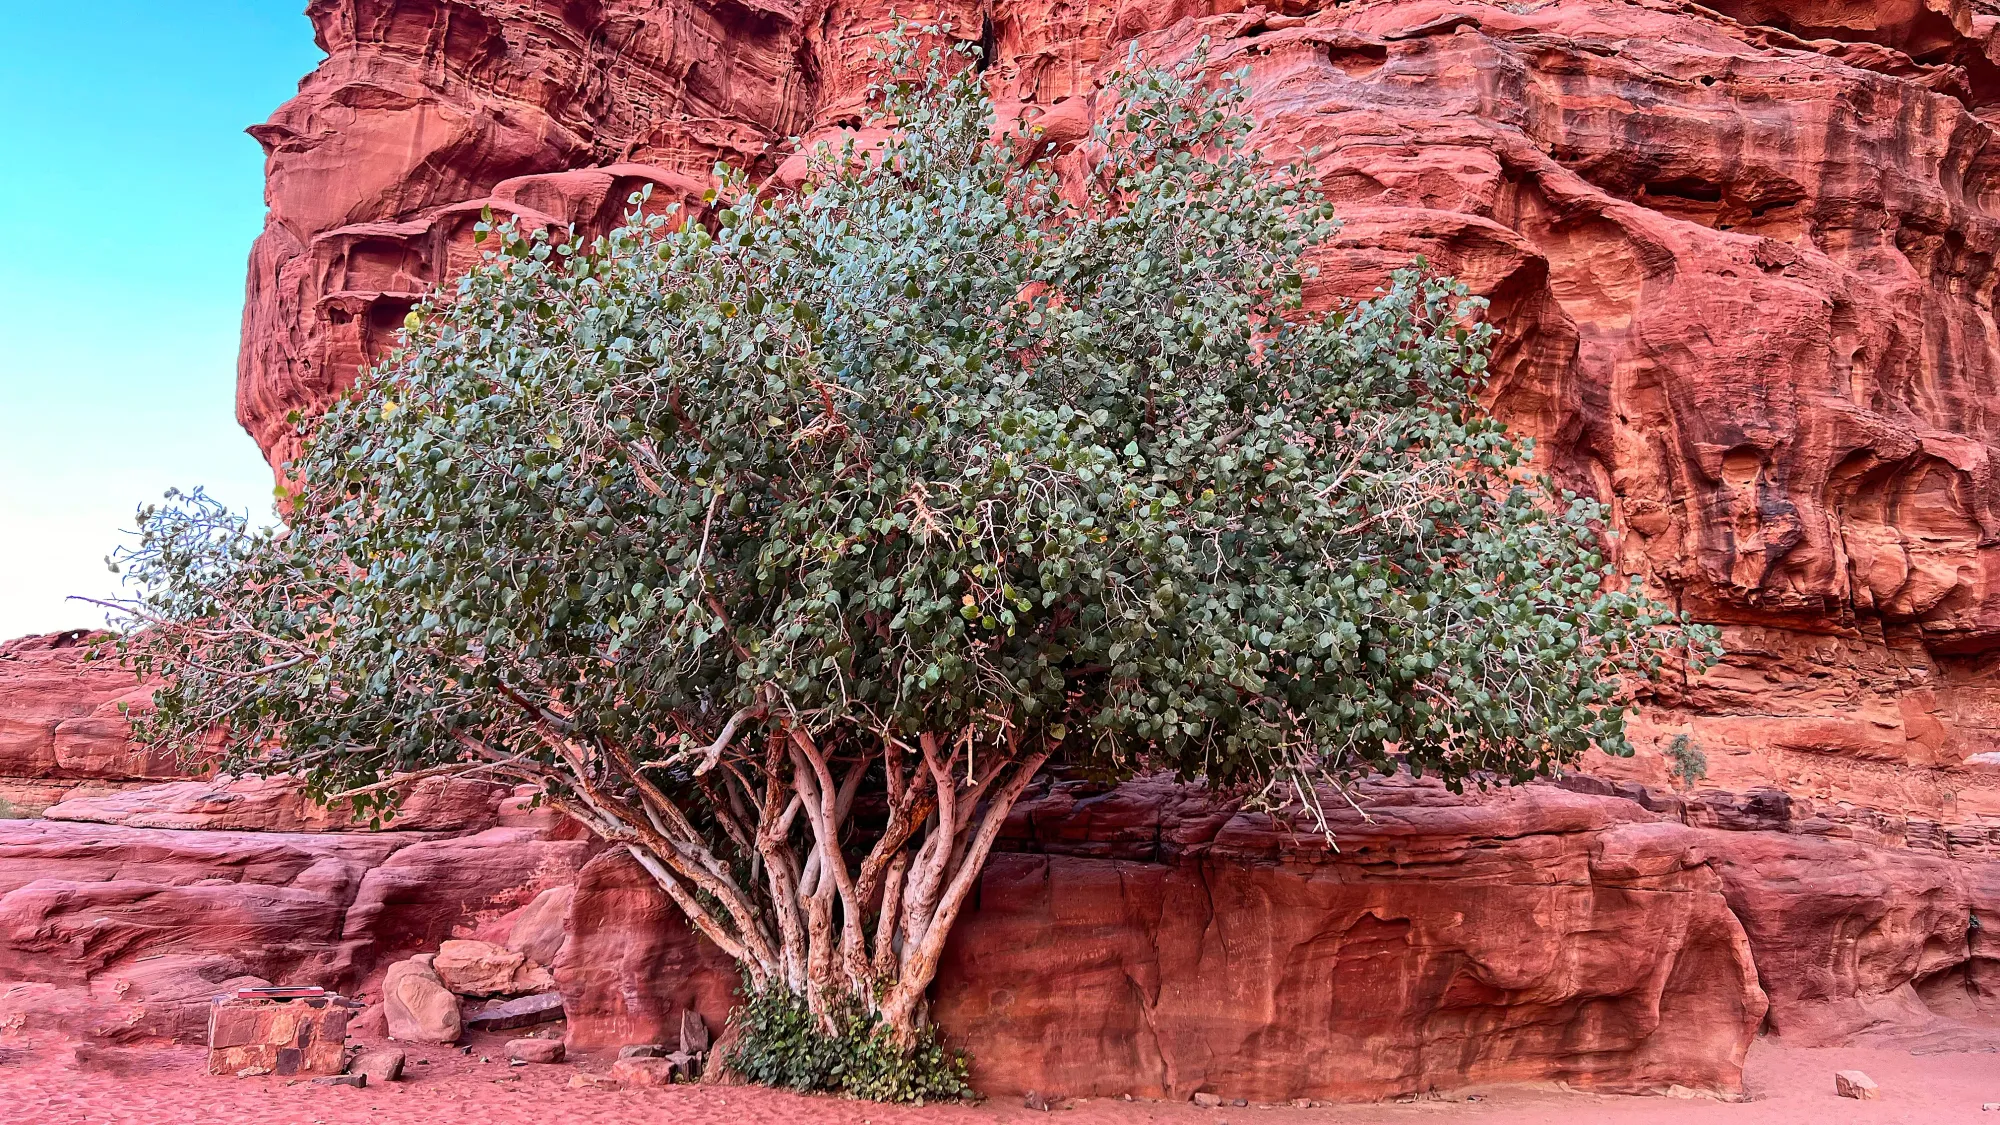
(348, 1047, 405, 1083)
(507, 1038, 565, 1064)
(1291, 1099, 1311, 1108)
(569, 1072, 618, 1089)
(666, 1050, 702, 1081)
(1981, 1101, 2000, 1110)
(611, 1056, 678, 1087)
(1834, 1070, 1879, 1100)
(315, 1073, 366, 1088)
(679, 1008, 711, 1054)
(618, 1044, 667, 1059)
(235, 1066, 271, 1078)
(1192, 1092, 1223, 1108)
(1232, 1098, 1248, 1107)
(347, 1003, 388, 1038)
(1023, 1090, 1055, 1112)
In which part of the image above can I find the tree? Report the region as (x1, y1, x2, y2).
(108, 32, 1714, 1093)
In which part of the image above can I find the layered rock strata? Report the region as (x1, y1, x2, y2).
(0, 632, 173, 815)
(0, 818, 592, 1044)
(554, 775, 1996, 1098)
(557, 777, 1773, 1099)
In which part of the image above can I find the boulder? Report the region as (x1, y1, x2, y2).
(507, 1037, 565, 1063)
(432, 939, 530, 998)
(505, 885, 573, 966)
(382, 955, 459, 1043)
(316, 1074, 366, 1088)
(347, 1003, 387, 1038)
(568, 1072, 618, 1089)
(678, 1008, 709, 1055)
(348, 1047, 405, 1082)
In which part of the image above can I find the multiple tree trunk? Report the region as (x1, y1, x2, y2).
(437, 696, 1050, 1044)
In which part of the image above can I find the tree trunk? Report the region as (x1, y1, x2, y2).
(534, 721, 1051, 1058)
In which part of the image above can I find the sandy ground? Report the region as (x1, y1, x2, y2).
(0, 1032, 1993, 1124)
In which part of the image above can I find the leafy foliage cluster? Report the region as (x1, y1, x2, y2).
(727, 982, 970, 1103)
(1666, 733, 1709, 789)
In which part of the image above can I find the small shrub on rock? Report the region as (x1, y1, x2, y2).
(728, 983, 969, 1103)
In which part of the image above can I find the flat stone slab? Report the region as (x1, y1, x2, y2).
(465, 991, 564, 1031)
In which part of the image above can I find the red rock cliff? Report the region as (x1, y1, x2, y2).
(238, 0, 2000, 832)
(153, 0, 2000, 1097)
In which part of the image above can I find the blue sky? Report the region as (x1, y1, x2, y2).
(0, 5, 322, 637)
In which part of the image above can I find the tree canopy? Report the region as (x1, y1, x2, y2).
(110, 31, 1714, 1094)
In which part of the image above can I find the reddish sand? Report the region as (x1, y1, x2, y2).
(1, 1034, 1992, 1124)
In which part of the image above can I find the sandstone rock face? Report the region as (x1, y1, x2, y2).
(1702, 827, 2000, 1047)
(42, 774, 506, 833)
(234, 0, 2000, 837)
(13, 0, 1998, 1095)
(0, 818, 589, 1045)
(0, 820, 402, 992)
(940, 778, 1768, 1101)
(551, 774, 1998, 1097)
(336, 827, 597, 957)
(431, 938, 553, 998)
(0, 632, 172, 814)
(504, 885, 573, 967)
(552, 848, 737, 1051)
(557, 777, 1768, 1100)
